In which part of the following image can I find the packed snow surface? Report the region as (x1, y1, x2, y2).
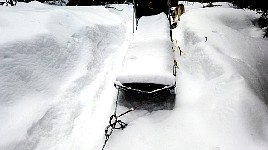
(116, 12, 175, 86)
(0, 1, 268, 150)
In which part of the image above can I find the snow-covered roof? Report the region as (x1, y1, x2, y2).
(115, 12, 176, 86)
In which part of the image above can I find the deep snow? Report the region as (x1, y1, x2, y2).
(0, 2, 129, 149)
(116, 12, 175, 86)
(0, 1, 268, 150)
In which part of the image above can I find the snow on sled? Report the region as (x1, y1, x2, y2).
(115, 0, 176, 111)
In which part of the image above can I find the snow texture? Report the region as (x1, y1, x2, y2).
(116, 12, 176, 86)
(0, 2, 127, 149)
(0, 1, 268, 150)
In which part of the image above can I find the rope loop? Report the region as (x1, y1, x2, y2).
(102, 104, 135, 150)
(108, 114, 127, 130)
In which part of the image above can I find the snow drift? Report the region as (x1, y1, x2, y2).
(0, 2, 268, 150)
(173, 6, 268, 150)
(0, 2, 127, 149)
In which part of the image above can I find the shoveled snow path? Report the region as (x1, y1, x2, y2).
(55, 29, 133, 150)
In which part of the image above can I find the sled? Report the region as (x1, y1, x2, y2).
(114, 0, 177, 111)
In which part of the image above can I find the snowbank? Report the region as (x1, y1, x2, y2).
(0, 2, 126, 149)
(174, 6, 268, 150)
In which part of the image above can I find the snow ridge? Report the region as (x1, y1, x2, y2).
(0, 3, 127, 149)
(174, 6, 268, 150)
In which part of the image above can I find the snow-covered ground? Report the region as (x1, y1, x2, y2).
(0, 2, 131, 149)
(0, 1, 268, 150)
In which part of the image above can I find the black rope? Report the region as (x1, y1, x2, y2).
(101, 90, 136, 150)
(105, 4, 123, 11)
(114, 89, 120, 115)
(102, 70, 176, 150)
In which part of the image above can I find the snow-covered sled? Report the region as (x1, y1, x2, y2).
(114, 0, 176, 111)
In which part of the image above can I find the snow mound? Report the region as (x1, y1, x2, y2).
(116, 13, 175, 86)
(0, 3, 126, 149)
(173, 6, 268, 150)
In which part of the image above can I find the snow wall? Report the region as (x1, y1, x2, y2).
(0, 2, 128, 149)
(174, 7, 268, 150)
